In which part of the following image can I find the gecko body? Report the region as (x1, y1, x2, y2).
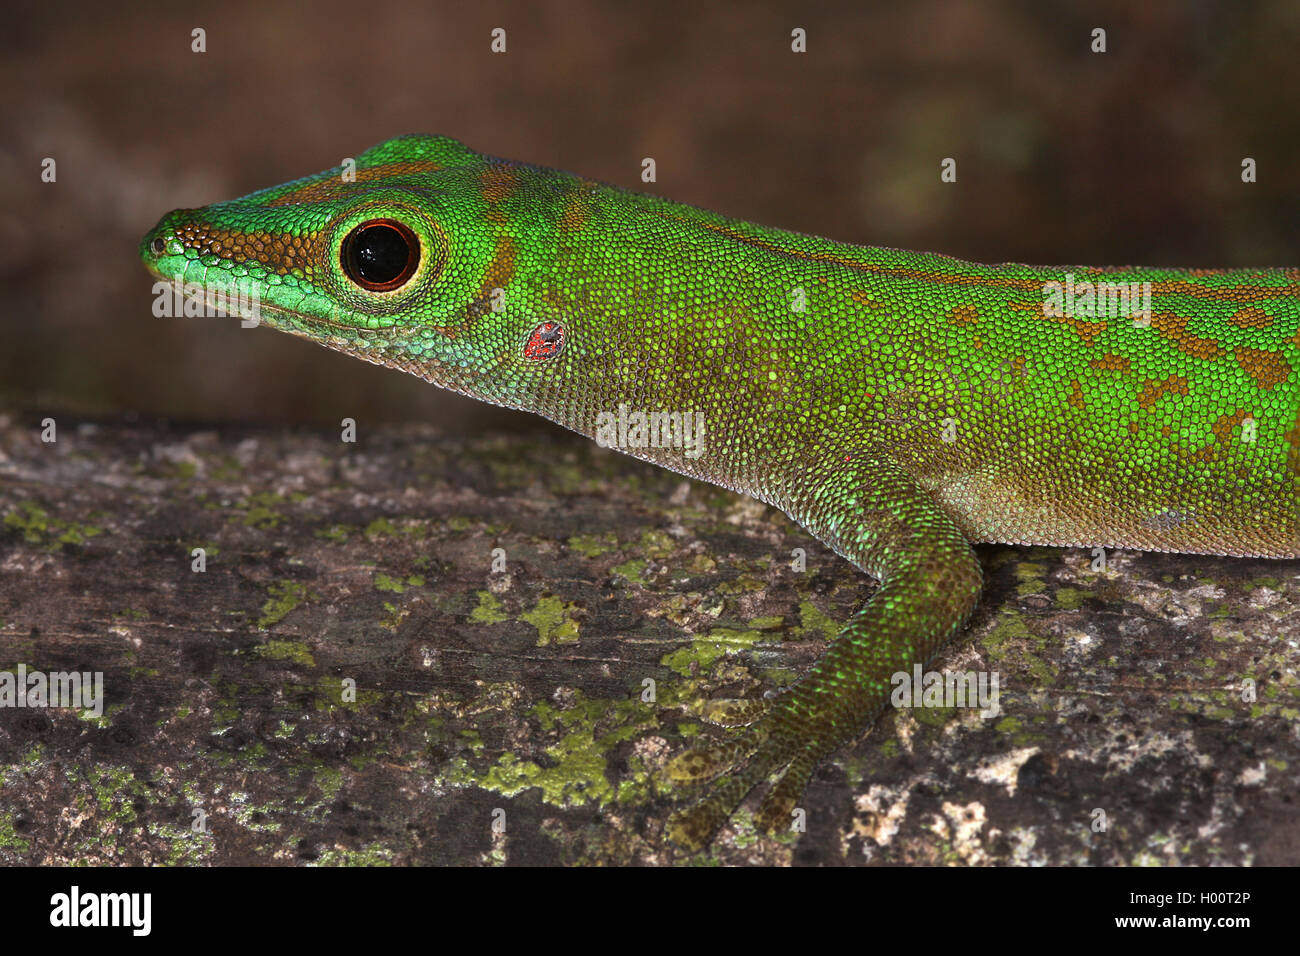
(142, 136, 1300, 847)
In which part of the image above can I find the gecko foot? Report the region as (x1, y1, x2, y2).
(664, 700, 824, 850)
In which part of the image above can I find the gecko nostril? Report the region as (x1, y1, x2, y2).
(149, 235, 166, 255)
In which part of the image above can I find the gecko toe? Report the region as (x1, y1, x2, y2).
(754, 746, 818, 836)
(665, 731, 762, 784)
(701, 697, 771, 727)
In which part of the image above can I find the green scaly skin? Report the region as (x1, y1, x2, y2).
(141, 135, 1300, 849)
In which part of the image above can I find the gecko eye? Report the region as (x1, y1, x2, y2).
(341, 219, 420, 291)
(524, 321, 565, 360)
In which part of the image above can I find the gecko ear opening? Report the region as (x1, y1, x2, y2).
(524, 321, 565, 360)
(341, 219, 420, 292)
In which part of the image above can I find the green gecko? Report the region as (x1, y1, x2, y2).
(141, 135, 1300, 849)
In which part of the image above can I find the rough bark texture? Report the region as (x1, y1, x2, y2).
(0, 414, 1296, 866)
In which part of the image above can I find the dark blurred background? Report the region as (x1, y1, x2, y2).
(3, 0, 1299, 433)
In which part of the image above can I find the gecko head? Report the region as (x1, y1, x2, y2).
(140, 134, 582, 410)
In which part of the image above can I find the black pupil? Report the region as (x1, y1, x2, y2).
(346, 223, 415, 287)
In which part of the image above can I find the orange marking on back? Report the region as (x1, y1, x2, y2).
(1007, 298, 1108, 345)
(481, 234, 517, 293)
(1089, 353, 1132, 372)
(889, 269, 1045, 293)
(1060, 315, 1109, 346)
(559, 198, 586, 231)
(559, 183, 596, 232)
(266, 161, 443, 206)
(1211, 409, 1252, 449)
(1147, 275, 1300, 302)
(851, 290, 888, 309)
(479, 165, 517, 205)
(1137, 375, 1190, 410)
(1229, 306, 1273, 329)
(1186, 409, 1252, 463)
(950, 305, 979, 325)
(1068, 380, 1086, 409)
(1235, 346, 1292, 390)
(1151, 312, 1226, 360)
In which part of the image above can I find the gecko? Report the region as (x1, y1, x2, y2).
(140, 135, 1300, 849)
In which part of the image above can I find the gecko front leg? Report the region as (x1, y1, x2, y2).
(666, 454, 983, 848)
